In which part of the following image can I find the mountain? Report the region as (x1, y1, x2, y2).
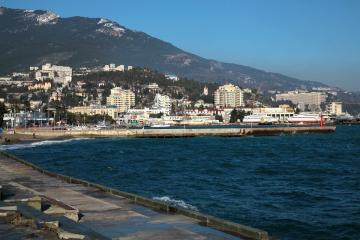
(0, 6, 328, 90)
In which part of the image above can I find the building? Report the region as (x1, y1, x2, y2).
(146, 83, 160, 91)
(165, 74, 179, 81)
(152, 93, 171, 114)
(194, 100, 213, 108)
(68, 105, 120, 119)
(28, 81, 52, 91)
(327, 102, 343, 116)
(102, 64, 131, 72)
(214, 83, 244, 108)
(106, 87, 135, 112)
(203, 86, 208, 96)
(243, 105, 295, 122)
(29, 101, 43, 110)
(49, 91, 63, 101)
(12, 72, 30, 78)
(3, 111, 50, 128)
(29, 66, 39, 71)
(35, 63, 72, 85)
(276, 91, 327, 111)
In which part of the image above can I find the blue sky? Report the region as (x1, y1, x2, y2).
(2, 0, 360, 90)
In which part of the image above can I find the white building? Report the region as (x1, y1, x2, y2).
(103, 64, 129, 72)
(194, 99, 213, 108)
(146, 83, 160, 91)
(29, 66, 39, 71)
(106, 87, 135, 112)
(152, 94, 171, 114)
(165, 74, 179, 81)
(243, 105, 295, 122)
(214, 83, 244, 108)
(12, 72, 29, 78)
(327, 102, 343, 116)
(103, 64, 118, 72)
(35, 63, 72, 85)
(276, 91, 327, 111)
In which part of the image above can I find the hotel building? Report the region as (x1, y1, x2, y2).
(214, 83, 244, 108)
(106, 87, 135, 112)
(276, 91, 327, 110)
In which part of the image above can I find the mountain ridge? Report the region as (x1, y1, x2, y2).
(0, 6, 328, 90)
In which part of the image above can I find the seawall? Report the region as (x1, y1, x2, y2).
(13, 126, 336, 138)
(0, 151, 269, 240)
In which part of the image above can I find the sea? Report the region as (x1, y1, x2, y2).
(2, 125, 359, 240)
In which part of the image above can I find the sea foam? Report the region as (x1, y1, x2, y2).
(153, 196, 198, 211)
(0, 138, 91, 151)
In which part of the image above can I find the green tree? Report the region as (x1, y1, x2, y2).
(66, 112, 115, 125)
(230, 109, 247, 123)
(215, 114, 223, 122)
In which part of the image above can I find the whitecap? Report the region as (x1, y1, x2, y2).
(153, 196, 198, 211)
(0, 138, 92, 151)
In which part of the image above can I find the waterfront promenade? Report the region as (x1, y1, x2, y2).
(0, 152, 268, 240)
(12, 126, 336, 138)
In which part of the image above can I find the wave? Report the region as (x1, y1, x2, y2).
(0, 138, 92, 151)
(153, 196, 198, 211)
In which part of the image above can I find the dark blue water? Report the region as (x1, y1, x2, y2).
(4, 126, 360, 240)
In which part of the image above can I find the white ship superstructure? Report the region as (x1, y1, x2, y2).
(243, 114, 279, 124)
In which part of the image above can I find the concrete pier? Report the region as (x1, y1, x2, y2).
(13, 126, 336, 138)
(0, 152, 269, 240)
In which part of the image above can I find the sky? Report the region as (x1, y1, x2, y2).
(2, 0, 360, 90)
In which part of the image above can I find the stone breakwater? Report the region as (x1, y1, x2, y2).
(13, 126, 336, 138)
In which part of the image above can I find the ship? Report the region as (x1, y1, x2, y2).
(150, 124, 171, 128)
(243, 114, 279, 124)
(287, 113, 322, 124)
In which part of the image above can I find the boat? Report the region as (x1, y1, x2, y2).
(150, 124, 171, 128)
(287, 113, 321, 124)
(336, 113, 354, 122)
(243, 114, 278, 124)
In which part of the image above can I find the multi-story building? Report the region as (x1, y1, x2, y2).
(103, 64, 125, 72)
(276, 91, 327, 111)
(152, 93, 171, 114)
(327, 102, 343, 116)
(214, 83, 244, 108)
(68, 105, 120, 119)
(35, 63, 72, 85)
(106, 87, 135, 112)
